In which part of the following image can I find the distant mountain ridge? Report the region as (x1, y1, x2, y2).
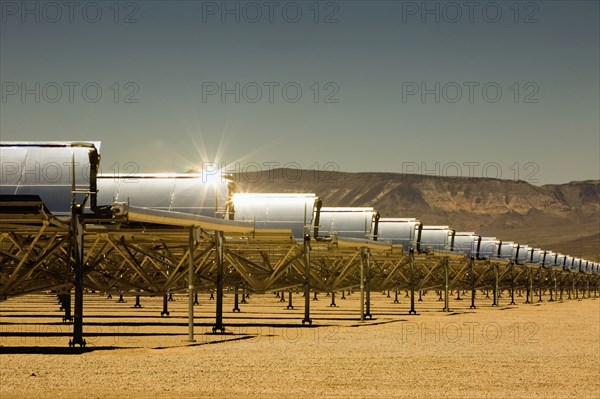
(232, 169, 600, 260)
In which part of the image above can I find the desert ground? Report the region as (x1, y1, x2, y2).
(1, 289, 599, 399)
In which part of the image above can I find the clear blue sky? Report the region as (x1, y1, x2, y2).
(1, 0, 598, 185)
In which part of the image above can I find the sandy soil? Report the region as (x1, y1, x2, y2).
(1, 290, 599, 399)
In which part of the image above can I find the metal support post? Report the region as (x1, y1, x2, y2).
(509, 262, 515, 305)
(469, 258, 476, 309)
(492, 263, 499, 307)
(538, 268, 543, 302)
(443, 257, 450, 312)
(360, 248, 365, 322)
(302, 234, 312, 325)
(287, 289, 294, 309)
(213, 231, 225, 333)
(365, 250, 372, 319)
(525, 267, 532, 304)
(188, 228, 196, 342)
(161, 293, 170, 316)
(549, 271, 554, 302)
(409, 250, 417, 315)
(233, 286, 240, 312)
(133, 295, 142, 308)
(69, 210, 85, 347)
(62, 293, 72, 322)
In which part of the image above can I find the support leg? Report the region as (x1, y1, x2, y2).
(161, 293, 170, 316)
(365, 251, 372, 319)
(492, 263, 499, 307)
(213, 231, 225, 333)
(538, 268, 543, 302)
(559, 282, 563, 301)
(469, 258, 477, 309)
(71, 257, 84, 347)
(360, 248, 365, 322)
(69, 211, 85, 348)
(443, 257, 450, 312)
(408, 250, 417, 315)
(330, 291, 337, 307)
(287, 289, 294, 310)
(188, 228, 196, 342)
(133, 295, 142, 308)
(509, 262, 515, 305)
(526, 268, 533, 304)
(302, 235, 312, 325)
(233, 286, 240, 312)
(61, 293, 72, 322)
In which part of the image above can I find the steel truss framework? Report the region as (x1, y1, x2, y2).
(1, 198, 599, 346)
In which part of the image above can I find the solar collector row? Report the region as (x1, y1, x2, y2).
(1, 142, 598, 274)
